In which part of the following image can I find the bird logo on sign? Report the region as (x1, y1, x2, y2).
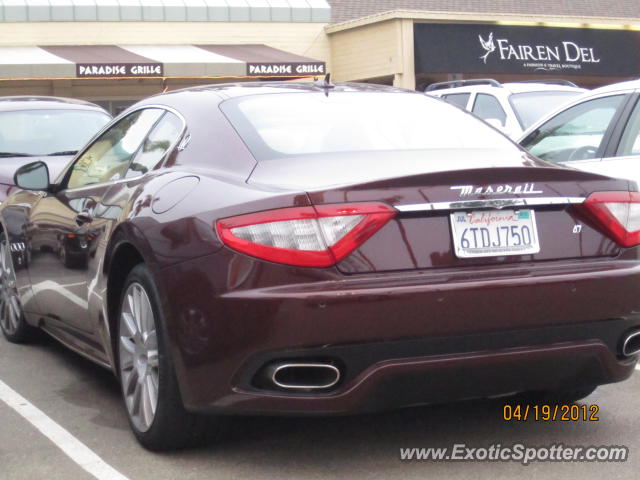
(478, 32, 495, 63)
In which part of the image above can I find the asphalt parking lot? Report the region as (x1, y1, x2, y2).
(1, 332, 638, 480)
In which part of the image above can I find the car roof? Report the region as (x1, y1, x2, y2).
(429, 82, 585, 96)
(146, 81, 415, 103)
(586, 79, 640, 95)
(0, 96, 108, 113)
(500, 83, 586, 94)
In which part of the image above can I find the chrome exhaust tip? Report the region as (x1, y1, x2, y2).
(266, 362, 341, 391)
(621, 329, 640, 357)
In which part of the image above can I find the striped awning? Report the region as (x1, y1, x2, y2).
(0, 44, 326, 80)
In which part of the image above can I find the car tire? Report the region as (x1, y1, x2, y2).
(0, 232, 36, 343)
(117, 263, 225, 451)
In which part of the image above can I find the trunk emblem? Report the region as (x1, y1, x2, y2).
(451, 183, 543, 196)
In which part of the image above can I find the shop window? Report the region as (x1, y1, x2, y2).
(472, 94, 507, 126)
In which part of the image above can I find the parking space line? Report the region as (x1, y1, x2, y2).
(636, 364, 640, 371)
(0, 378, 129, 480)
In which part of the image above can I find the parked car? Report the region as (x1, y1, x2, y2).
(519, 79, 640, 186)
(0, 96, 111, 203)
(1, 82, 639, 451)
(426, 79, 586, 139)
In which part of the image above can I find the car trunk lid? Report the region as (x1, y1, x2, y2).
(249, 150, 631, 273)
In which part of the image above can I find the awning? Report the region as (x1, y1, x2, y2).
(0, 44, 326, 80)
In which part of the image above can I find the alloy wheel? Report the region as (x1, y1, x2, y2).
(118, 282, 160, 433)
(0, 237, 22, 336)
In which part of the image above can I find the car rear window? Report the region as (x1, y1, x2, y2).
(220, 91, 517, 160)
(0, 109, 110, 157)
(510, 91, 583, 130)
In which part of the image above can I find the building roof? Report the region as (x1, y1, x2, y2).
(0, 1, 330, 23)
(328, 0, 640, 24)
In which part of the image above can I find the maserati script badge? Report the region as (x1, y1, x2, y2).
(451, 183, 543, 196)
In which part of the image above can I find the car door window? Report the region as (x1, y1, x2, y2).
(616, 98, 640, 157)
(472, 94, 507, 126)
(126, 111, 184, 178)
(441, 93, 470, 109)
(521, 95, 625, 163)
(67, 108, 163, 189)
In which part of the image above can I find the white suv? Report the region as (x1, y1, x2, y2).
(426, 79, 586, 139)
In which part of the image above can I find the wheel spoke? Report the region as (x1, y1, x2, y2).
(134, 287, 143, 333)
(145, 374, 158, 414)
(144, 329, 157, 348)
(119, 336, 136, 361)
(0, 245, 6, 273)
(0, 299, 8, 332)
(141, 376, 155, 427)
(139, 292, 150, 333)
(126, 291, 135, 321)
(123, 368, 138, 396)
(8, 297, 18, 331)
(131, 380, 143, 417)
(121, 312, 138, 338)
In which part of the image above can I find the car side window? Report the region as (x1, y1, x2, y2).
(521, 95, 625, 163)
(67, 108, 163, 189)
(616, 99, 640, 157)
(472, 94, 507, 126)
(125, 111, 184, 178)
(441, 93, 470, 109)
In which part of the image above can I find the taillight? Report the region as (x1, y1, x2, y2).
(583, 191, 640, 247)
(216, 203, 396, 267)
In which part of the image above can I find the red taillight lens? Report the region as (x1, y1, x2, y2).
(583, 191, 640, 247)
(216, 203, 396, 267)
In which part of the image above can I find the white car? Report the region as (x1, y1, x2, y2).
(426, 79, 586, 139)
(519, 79, 640, 186)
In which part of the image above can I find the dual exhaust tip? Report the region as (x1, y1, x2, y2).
(263, 361, 341, 391)
(621, 329, 640, 358)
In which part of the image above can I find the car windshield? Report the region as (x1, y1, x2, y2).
(510, 91, 583, 130)
(220, 91, 517, 160)
(0, 109, 110, 157)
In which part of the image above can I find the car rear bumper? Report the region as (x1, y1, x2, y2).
(159, 253, 640, 414)
(212, 339, 635, 415)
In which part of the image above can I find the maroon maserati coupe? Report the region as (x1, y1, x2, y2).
(1, 82, 639, 451)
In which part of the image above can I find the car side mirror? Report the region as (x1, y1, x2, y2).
(14, 161, 50, 191)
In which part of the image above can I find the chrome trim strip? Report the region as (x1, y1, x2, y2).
(270, 363, 341, 390)
(396, 197, 585, 212)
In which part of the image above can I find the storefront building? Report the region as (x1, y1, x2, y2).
(1, 1, 640, 112)
(327, 1, 640, 90)
(0, 1, 331, 113)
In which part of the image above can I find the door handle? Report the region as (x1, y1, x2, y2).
(75, 211, 93, 226)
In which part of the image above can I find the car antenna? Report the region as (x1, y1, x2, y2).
(314, 73, 335, 96)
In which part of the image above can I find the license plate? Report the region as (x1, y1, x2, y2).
(450, 209, 540, 258)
